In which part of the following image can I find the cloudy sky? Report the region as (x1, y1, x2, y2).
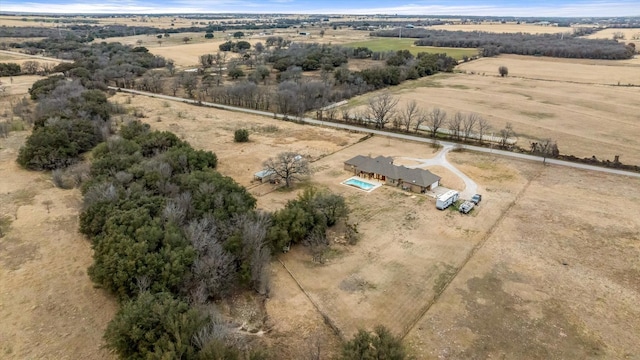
(1, 0, 638, 17)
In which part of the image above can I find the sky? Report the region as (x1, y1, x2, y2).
(0, 0, 638, 17)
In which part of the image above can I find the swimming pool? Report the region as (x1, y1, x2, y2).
(341, 177, 381, 192)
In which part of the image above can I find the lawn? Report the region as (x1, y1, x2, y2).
(344, 37, 479, 59)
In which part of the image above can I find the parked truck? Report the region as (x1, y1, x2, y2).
(436, 190, 459, 210)
(459, 201, 475, 214)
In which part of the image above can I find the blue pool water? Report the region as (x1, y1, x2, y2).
(344, 178, 375, 190)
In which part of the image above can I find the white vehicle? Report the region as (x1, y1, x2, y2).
(436, 190, 459, 210)
(459, 201, 475, 214)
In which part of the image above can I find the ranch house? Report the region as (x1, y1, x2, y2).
(344, 155, 440, 193)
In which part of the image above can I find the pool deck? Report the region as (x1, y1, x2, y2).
(341, 176, 383, 193)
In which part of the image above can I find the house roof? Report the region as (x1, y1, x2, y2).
(344, 155, 440, 187)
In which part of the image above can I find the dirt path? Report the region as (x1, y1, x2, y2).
(399, 144, 478, 199)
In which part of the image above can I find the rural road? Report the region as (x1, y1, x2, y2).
(110, 87, 640, 179)
(0, 49, 74, 63)
(401, 145, 479, 199)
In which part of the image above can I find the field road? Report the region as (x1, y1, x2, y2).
(110, 87, 640, 179)
(0, 49, 74, 63)
(401, 145, 479, 199)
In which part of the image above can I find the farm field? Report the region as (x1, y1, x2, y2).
(344, 54, 640, 166)
(405, 152, 640, 359)
(344, 38, 479, 59)
(584, 27, 640, 47)
(427, 23, 574, 34)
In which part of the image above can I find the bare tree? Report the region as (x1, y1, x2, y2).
(477, 116, 490, 144)
(180, 72, 198, 98)
(530, 138, 559, 161)
(22, 60, 40, 75)
(448, 112, 463, 140)
(499, 122, 515, 149)
(413, 110, 427, 133)
(427, 107, 447, 138)
(400, 100, 420, 133)
(238, 212, 272, 295)
(263, 151, 310, 188)
(367, 92, 398, 129)
(212, 52, 227, 85)
(170, 77, 180, 96)
(462, 113, 478, 142)
(199, 53, 214, 71)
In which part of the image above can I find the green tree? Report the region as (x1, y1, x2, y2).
(234, 129, 249, 142)
(104, 292, 206, 359)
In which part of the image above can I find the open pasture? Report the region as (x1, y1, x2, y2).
(405, 152, 640, 358)
(341, 54, 640, 165)
(427, 23, 577, 34)
(584, 27, 640, 47)
(345, 38, 479, 59)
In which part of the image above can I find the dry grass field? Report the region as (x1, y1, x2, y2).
(405, 151, 640, 359)
(0, 78, 117, 359)
(345, 54, 640, 166)
(427, 23, 572, 34)
(584, 28, 640, 47)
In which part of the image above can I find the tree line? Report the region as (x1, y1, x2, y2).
(371, 28, 635, 60)
(14, 65, 404, 358)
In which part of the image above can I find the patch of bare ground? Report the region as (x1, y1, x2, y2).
(405, 151, 640, 359)
(0, 131, 117, 359)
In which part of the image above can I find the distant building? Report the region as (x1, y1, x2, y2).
(254, 169, 276, 183)
(344, 155, 440, 193)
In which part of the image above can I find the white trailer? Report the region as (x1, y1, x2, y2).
(436, 190, 459, 210)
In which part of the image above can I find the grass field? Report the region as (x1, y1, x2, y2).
(346, 54, 640, 165)
(427, 23, 574, 34)
(345, 38, 479, 59)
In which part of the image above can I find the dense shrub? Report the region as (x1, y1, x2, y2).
(234, 128, 249, 142)
(0, 63, 21, 76)
(341, 325, 406, 360)
(17, 118, 100, 170)
(104, 292, 206, 359)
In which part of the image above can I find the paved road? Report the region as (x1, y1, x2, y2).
(110, 87, 640, 179)
(401, 145, 479, 199)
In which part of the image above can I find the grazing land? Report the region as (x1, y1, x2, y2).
(405, 151, 640, 359)
(344, 54, 640, 165)
(427, 23, 575, 34)
(345, 38, 479, 59)
(584, 27, 640, 47)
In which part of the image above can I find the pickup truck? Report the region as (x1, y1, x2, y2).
(471, 194, 482, 205)
(459, 201, 475, 214)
